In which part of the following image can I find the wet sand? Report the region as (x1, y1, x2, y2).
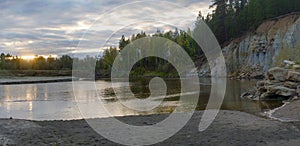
(1, 110, 300, 145)
(270, 99, 300, 122)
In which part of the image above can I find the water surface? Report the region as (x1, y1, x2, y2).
(0, 78, 283, 120)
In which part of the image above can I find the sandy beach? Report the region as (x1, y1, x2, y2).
(270, 99, 300, 122)
(1, 110, 300, 145)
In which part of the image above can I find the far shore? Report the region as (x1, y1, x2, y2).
(0, 110, 300, 145)
(0, 76, 76, 85)
(0, 70, 72, 77)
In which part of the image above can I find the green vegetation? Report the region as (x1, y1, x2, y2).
(275, 47, 300, 67)
(0, 53, 73, 71)
(97, 30, 201, 78)
(201, 0, 300, 44)
(0, 53, 82, 77)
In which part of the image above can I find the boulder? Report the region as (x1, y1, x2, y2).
(265, 80, 283, 86)
(293, 65, 300, 72)
(256, 81, 266, 87)
(241, 89, 259, 100)
(241, 92, 254, 99)
(241, 67, 300, 101)
(266, 67, 288, 82)
(266, 85, 296, 97)
(257, 86, 267, 93)
(259, 93, 268, 100)
(286, 71, 300, 82)
(283, 81, 298, 89)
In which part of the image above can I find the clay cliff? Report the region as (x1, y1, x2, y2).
(198, 13, 300, 78)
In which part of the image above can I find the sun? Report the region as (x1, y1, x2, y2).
(20, 55, 58, 60)
(20, 55, 36, 60)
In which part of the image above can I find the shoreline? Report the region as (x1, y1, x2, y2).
(268, 99, 300, 122)
(1, 110, 300, 145)
(0, 76, 76, 85)
(264, 102, 291, 122)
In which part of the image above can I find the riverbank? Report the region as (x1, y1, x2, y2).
(241, 67, 300, 101)
(239, 66, 300, 124)
(268, 99, 300, 122)
(0, 76, 76, 85)
(0, 70, 72, 77)
(1, 110, 300, 145)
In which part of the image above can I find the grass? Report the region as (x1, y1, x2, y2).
(275, 47, 300, 67)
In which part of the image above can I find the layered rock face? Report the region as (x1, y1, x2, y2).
(199, 13, 300, 78)
(242, 67, 300, 100)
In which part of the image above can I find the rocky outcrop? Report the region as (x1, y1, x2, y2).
(242, 67, 300, 100)
(199, 13, 300, 78)
(266, 67, 289, 81)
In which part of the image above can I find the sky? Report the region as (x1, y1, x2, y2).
(0, 0, 212, 58)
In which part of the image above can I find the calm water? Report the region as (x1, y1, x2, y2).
(0, 78, 283, 120)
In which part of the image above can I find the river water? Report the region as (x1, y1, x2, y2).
(0, 78, 283, 120)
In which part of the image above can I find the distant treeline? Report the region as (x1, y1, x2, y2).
(0, 53, 73, 70)
(0, 28, 201, 78)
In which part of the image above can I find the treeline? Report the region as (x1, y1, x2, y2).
(99, 0, 300, 77)
(200, 0, 300, 44)
(0, 53, 73, 70)
(97, 30, 202, 77)
(0, 28, 200, 77)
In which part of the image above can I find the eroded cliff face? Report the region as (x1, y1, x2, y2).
(199, 13, 300, 78)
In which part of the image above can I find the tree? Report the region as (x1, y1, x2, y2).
(102, 47, 118, 72)
(59, 55, 73, 70)
(202, 0, 300, 44)
(119, 35, 130, 50)
(210, 0, 229, 43)
(0, 53, 5, 69)
(46, 55, 57, 70)
(33, 56, 46, 70)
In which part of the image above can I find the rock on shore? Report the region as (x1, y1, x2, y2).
(242, 67, 300, 100)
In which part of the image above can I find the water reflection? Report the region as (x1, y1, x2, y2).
(0, 78, 284, 120)
(0, 82, 77, 120)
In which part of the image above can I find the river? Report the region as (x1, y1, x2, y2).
(0, 78, 283, 120)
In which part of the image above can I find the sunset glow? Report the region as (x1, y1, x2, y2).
(20, 55, 36, 60)
(20, 55, 58, 60)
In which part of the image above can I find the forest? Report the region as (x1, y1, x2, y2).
(202, 0, 300, 44)
(0, 53, 73, 70)
(1, 0, 300, 77)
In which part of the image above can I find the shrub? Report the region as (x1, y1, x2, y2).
(275, 47, 300, 67)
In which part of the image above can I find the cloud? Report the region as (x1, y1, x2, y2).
(0, 0, 211, 57)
